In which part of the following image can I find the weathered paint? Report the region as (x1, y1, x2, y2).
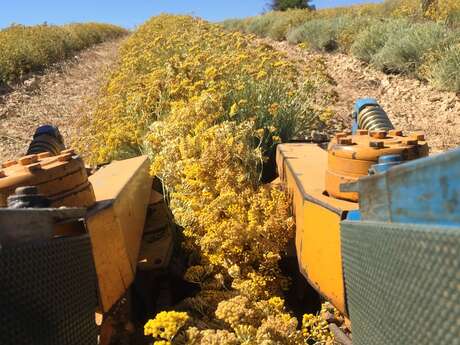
(277, 143, 358, 315)
(86, 155, 153, 312)
(342, 147, 460, 226)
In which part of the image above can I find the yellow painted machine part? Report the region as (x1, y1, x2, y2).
(299, 202, 345, 312)
(86, 155, 153, 312)
(277, 143, 358, 315)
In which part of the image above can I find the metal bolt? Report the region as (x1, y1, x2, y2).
(405, 139, 418, 146)
(58, 153, 72, 162)
(411, 132, 425, 141)
(370, 131, 387, 139)
(338, 138, 353, 145)
(389, 129, 403, 137)
(357, 129, 368, 135)
(27, 163, 42, 172)
(18, 154, 38, 166)
(38, 152, 51, 159)
(1, 160, 17, 168)
(0, 170, 5, 178)
(370, 140, 384, 149)
(335, 132, 347, 140)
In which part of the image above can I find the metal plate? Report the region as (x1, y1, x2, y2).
(0, 235, 97, 345)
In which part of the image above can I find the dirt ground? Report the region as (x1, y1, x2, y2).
(0, 39, 123, 162)
(268, 40, 460, 153)
(0, 37, 458, 163)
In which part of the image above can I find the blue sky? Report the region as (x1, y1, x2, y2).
(1, 0, 382, 29)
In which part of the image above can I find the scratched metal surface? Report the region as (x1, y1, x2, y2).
(343, 147, 460, 225)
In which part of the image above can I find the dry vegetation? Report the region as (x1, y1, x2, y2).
(0, 23, 127, 86)
(0, 39, 123, 161)
(78, 15, 339, 344)
(222, 0, 460, 92)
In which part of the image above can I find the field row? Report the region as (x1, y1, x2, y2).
(0, 23, 127, 84)
(222, 0, 460, 92)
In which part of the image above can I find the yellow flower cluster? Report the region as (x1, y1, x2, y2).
(144, 311, 189, 344)
(388, 0, 460, 22)
(302, 314, 334, 344)
(79, 15, 333, 344)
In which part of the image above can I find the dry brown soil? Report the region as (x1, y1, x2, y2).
(268, 40, 460, 153)
(0, 39, 123, 162)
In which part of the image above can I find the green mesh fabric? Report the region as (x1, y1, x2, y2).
(0, 236, 97, 345)
(341, 221, 460, 345)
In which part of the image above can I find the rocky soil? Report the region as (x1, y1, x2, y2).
(0, 39, 123, 162)
(268, 40, 460, 153)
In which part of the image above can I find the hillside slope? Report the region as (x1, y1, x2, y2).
(0, 39, 122, 161)
(267, 39, 460, 152)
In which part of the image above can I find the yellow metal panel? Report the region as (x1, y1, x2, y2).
(300, 202, 345, 313)
(86, 155, 152, 312)
(277, 143, 357, 315)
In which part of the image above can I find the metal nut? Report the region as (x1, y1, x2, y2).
(58, 153, 72, 162)
(369, 140, 384, 149)
(389, 129, 403, 137)
(1, 160, 17, 168)
(338, 138, 353, 145)
(405, 139, 418, 146)
(18, 154, 38, 166)
(370, 131, 387, 139)
(27, 163, 42, 172)
(411, 132, 425, 141)
(335, 132, 347, 140)
(357, 129, 368, 135)
(38, 152, 51, 159)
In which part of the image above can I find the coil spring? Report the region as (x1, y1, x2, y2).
(358, 105, 394, 132)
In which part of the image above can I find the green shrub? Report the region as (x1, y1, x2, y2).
(371, 21, 454, 75)
(351, 19, 411, 63)
(287, 16, 371, 52)
(429, 44, 460, 92)
(0, 23, 127, 84)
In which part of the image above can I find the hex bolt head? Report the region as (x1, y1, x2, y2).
(389, 129, 403, 137)
(370, 140, 384, 148)
(1, 160, 17, 168)
(405, 139, 418, 146)
(38, 152, 51, 159)
(338, 138, 353, 145)
(18, 154, 38, 166)
(370, 131, 387, 139)
(357, 129, 368, 135)
(58, 153, 72, 162)
(335, 132, 347, 140)
(27, 163, 42, 172)
(411, 132, 425, 141)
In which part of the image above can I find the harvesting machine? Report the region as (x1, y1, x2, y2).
(0, 99, 458, 344)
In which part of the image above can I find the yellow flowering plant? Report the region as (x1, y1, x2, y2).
(79, 15, 336, 344)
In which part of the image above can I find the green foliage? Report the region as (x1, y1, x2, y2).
(0, 23, 127, 84)
(371, 21, 454, 75)
(351, 19, 412, 63)
(287, 16, 371, 52)
(270, 0, 314, 11)
(428, 44, 460, 91)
